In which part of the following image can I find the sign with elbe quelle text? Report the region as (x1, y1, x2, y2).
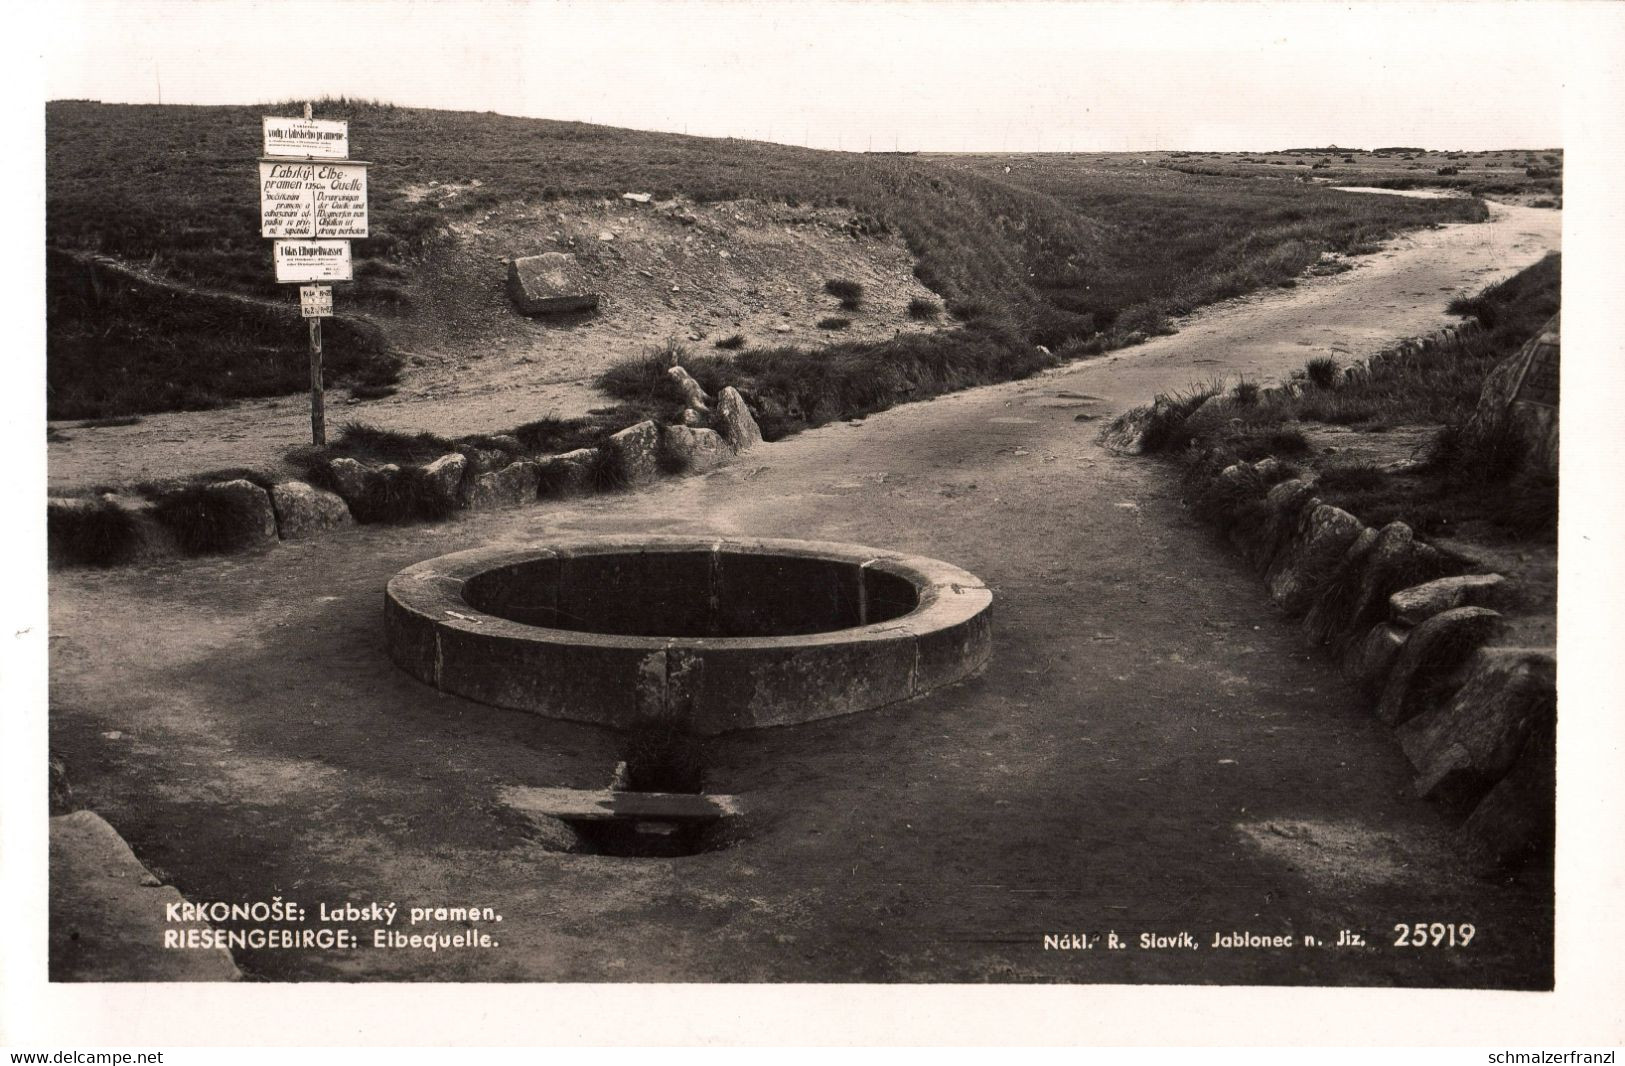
(275, 240, 353, 283)
(260, 161, 370, 239)
(263, 116, 350, 159)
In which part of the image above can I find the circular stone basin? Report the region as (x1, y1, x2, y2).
(385, 536, 992, 734)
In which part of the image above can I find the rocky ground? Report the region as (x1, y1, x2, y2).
(46, 197, 1560, 985)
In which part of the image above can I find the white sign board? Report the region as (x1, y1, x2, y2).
(274, 240, 353, 283)
(300, 285, 334, 318)
(263, 116, 349, 159)
(260, 162, 369, 239)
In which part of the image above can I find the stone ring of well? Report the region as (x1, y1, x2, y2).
(385, 536, 993, 734)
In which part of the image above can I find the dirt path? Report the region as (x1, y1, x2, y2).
(47, 200, 1559, 985)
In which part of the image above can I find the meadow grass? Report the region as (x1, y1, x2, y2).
(47, 248, 395, 420)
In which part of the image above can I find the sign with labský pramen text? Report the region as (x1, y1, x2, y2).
(260, 161, 369, 239)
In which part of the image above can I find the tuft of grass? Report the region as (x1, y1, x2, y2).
(594, 348, 690, 409)
(1114, 302, 1174, 338)
(1132, 381, 1225, 454)
(652, 336, 691, 366)
(48, 498, 141, 567)
(1058, 334, 1107, 359)
(907, 297, 940, 320)
(1306, 534, 1460, 650)
(1315, 463, 1389, 492)
(1188, 461, 1270, 532)
(1228, 427, 1312, 461)
(150, 484, 268, 555)
(946, 298, 994, 322)
(1309, 257, 1353, 277)
(713, 333, 746, 350)
(1426, 418, 1524, 487)
(824, 278, 865, 311)
(1180, 451, 1305, 537)
(1296, 394, 1378, 426)
(588, 444, 631, 492)
(1445, 253, 1560, 337)
(320, 422, 457, 466)
(512, 415, 577, 454)
(1422, 418, 1557, 541)
(1304, 356, 1341, 389)
(817, 316, 851, 330)
(1232, 379, 1261, 406)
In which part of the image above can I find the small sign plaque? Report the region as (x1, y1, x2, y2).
(263, 116, 350, 159)
(300, 285, 334, 318)
(274, 240, 353, 283)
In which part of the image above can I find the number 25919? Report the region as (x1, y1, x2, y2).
(1394, 922, 1475, 947)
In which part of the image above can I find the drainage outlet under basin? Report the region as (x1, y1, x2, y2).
(385, 536, 993, 734)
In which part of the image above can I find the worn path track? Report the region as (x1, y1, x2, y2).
(47, 201, 1560, 984)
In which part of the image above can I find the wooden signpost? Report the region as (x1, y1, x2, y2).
(259, 103, 370, 445)
(300, 284, 334, 444)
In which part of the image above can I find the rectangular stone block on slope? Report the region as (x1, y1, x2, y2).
(507, 253, 600, 316)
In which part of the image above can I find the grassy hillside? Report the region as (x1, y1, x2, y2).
(929, 153, 1501, 322)
(48, 99, 1489, 420)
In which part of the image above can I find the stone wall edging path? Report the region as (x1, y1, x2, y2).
(1120, 317, 1557, 874)
(46, 372, 764, 570)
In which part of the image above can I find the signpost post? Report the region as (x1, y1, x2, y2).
(300, 284, 334, 444)
(259, 102, 370, 445)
